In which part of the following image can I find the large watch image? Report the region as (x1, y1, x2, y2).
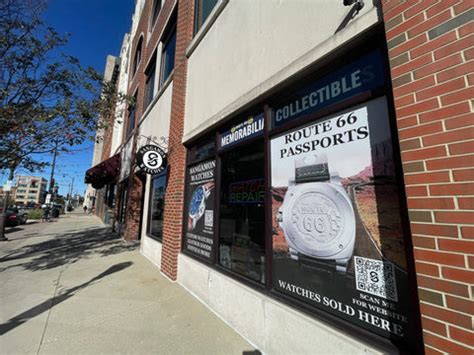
(277, 153, 356, 273)
(188, 183, 213, 230)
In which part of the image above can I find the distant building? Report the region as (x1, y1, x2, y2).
(14, 176, 47, 205)
(0, 186, 17, 204)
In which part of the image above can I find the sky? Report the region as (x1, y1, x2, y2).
(16, 0, 136, 197)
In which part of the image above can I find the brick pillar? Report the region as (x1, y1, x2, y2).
(123, 174, 143, 241)
(160, 0, 194, 280)
(382, 1, 473, 354)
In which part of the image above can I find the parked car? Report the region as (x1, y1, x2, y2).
(17, 208, 28, 224)
(5, 208, 27, 226)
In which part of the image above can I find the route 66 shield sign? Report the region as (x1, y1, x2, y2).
(136, 145, 167, 175)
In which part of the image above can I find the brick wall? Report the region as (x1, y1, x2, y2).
(123, 174, 144, 241)
(382, 1, 473, 353)
(160, 0, 194, 280)
(121, 0, 177, 241)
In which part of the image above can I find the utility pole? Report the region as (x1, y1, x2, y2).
(0, 168, 15, 241)
(67, 176, 74, 208)
(49, 141, 58, 204)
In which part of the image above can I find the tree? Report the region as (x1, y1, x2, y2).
(0, 0, 128, 238)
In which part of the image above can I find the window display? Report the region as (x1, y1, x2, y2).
(184, 159, 216, 260)
(219, 142, 265, 283)
(271, 97, 414, 343)
(149, 174, 166, 240)
(180, 44, 417, 350)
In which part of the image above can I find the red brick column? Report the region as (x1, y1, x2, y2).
(160, 0, 194, 280)
(381, 1, 473, 354)
(123, 174, 144, 241)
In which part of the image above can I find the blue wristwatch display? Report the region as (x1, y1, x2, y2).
(189, 185, 212, 230)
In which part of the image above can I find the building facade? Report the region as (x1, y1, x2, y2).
(86, 1, 473, 353)
(14, 176, 47, 205)
(0, 186, 17, 204)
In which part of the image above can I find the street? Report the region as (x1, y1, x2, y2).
(0, 212, 254, 354)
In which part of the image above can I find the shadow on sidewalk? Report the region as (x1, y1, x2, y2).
(0, 227, 138, 272)
(0, 261, 132, 335)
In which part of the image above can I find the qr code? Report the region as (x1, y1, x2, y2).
(354, 256, 398, 302)
(204, 210, 213, 227)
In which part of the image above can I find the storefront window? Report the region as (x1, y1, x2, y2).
(188, 135, 215, 163)
(118, 184, 128, 223)
(218, 141, 265, 283)
(179, 39, 417, 350)
(148, 173, 166, 240)
(105, 183, 116, 207)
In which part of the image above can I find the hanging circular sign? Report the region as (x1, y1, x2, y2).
(136, 145, 167, 175)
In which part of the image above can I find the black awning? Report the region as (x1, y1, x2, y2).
(84, 154, 121, 189)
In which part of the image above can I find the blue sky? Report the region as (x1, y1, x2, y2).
(19, 0, 135, 197)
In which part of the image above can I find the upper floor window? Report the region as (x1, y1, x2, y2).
(194, 0, 218, 34)
(150, 0, 162, 29)
(160, 24, 176, 86)
(127, 95, 137, 137)
(132, 36, 143, 76)
(144, 54, 157, 109)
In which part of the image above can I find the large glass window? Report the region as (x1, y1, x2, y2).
(194, 0, 218, 34)
(132, 36, 143, 76)
(160, 26, 176, 86)
(126, 94, 137, 137)
(218, 141, 266, 283)
(144, 56, 156, 109)
(150, 0, 162, 29)
(188, 135, 215, 164)
(148, 173, 167, 240)
(118, 184, 128, 223)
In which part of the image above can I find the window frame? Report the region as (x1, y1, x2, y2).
(194, 0, 218, 35)
(126, 93, 138, 138)
(144, 52, 157, 109)
(126, 104, 136, 138)
(215, 137, 267, 284)
(149, 0, 162, 31)
(132, 36, 143, 77)
(159, 20, 176, 87)
(182, 110, 268, 289)
(117, 183, 128, 223)
(179, 28, 422, 353)
(147, 170, 168, 241)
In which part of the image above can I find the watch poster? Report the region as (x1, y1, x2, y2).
(270, 96, 414, 346)
(184, 159, 216, 260)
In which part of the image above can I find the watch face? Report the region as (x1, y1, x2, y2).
(291, 192, 341, 244)
(189, 186, 204, 217)
(281, 183, 355, 258)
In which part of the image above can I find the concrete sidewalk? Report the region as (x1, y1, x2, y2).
(0, 212, 254, 354)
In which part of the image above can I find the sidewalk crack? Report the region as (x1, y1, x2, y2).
(36, 263, 66, 355)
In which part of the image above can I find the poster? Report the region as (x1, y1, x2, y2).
(184, 159, 216, 260)
(271, 96, 414, 343)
